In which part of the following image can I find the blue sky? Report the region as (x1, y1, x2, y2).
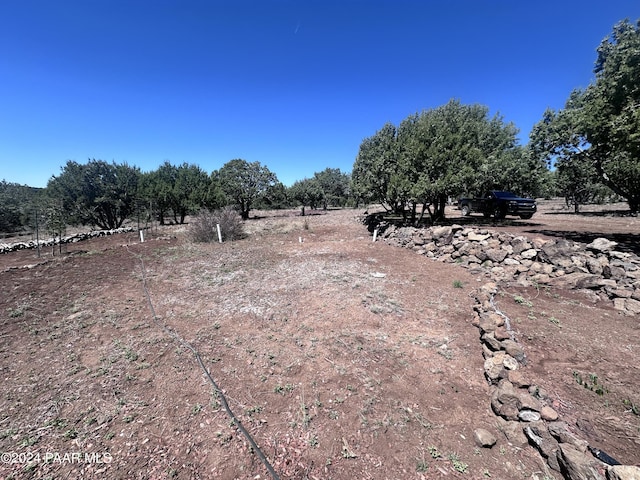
(1, 1, 638, 188)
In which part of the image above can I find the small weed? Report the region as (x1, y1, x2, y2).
(1, 428, 18, 440)
(308, 435, 319, 447)
(124, 348, 139, 362)
(274, 383, 295, 395)
(104, 432, 115, 440)
(623, 399, 639, 415)
(123, 415, 135, 423)
(483, 469, 492, 477)
(453, 280, 463, 288)
(428, 446, 441, 459)
(448, 453, 468, 473)
(548, 316, 561, 326)
(437, 347, 453, 360)
(246, 405, 262, 416)
(63, 429, 78, 440)
(416, 458, 429, 472)
(513, 295, 533, 307)
(46, 418, 68, 429)
(192, 403, 203, 415)
(20, 436, 39, 447)
(573, 371, 608, 396)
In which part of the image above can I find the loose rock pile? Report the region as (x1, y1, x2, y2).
(0, 227, 135, 254)
(372, 220, 640, 480)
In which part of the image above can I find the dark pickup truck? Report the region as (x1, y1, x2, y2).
(458, 191, 537, 219)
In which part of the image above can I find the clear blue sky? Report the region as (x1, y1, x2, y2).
(1, 1, 638, 188)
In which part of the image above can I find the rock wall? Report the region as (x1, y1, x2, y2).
(0, 227, 135, 255)
(378, 223, 640, 316)
(374, 221, 640, 479)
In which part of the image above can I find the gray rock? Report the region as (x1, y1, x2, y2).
(484, 352, 507, 382)
(586, 237, 618, 253)
(624, 298, 640, 314)
(521, 248, 538, 259)
(607, 465, 640, 480)
(510, 237, 532, 254)
(502, 354, 519, 371)
(524, 422, 559, 459)
(517, 392, 542, 411)
(547, 272, 606, 290)
(481, 332, 503, 351)
(496, 418, 528, 446)
(586, 257, 605, 275)
(473, 428, 497, 448)
(486, 248, 508, 263)
(491, 380, 521, 420)
(557, 443, 606, 480)
(431, 226, 453, 245)
(547, 422, 589, 451)
(500, 339, 526, 362)
(519, 409, 541, 422)
(468, 232, 491, 242)
(540, 239, 579, 264)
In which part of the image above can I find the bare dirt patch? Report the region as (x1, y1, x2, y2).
(1, 201, 639, 479)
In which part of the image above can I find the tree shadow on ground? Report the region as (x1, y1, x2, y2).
(362, 211, 542, 232)
(543, 210, 636, 218)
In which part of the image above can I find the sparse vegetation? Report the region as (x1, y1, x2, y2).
(188, 206, 244, 242)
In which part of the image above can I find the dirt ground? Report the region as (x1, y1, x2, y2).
(0, 199, 639, 480)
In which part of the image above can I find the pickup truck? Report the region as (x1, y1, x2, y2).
(458, 191, 537, 219)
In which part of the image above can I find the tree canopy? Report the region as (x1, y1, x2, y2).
(139, 161, 219, 224)
(530, 19, 640, 213)
(47, 159, 140, 230)
(217, 159, 278, 219)
(353, 100, 540, 222)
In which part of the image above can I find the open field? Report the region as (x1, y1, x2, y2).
(1, 200, 639, 479)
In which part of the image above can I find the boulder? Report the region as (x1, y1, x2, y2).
(557, 443, 606, 480)
(473, 428, 497, 448)
(586, 237, 618, 253)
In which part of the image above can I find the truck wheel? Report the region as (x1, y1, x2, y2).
(520, 214, 533, 220)
(493, 207, 505, 219)
(461, 205, 471, 216)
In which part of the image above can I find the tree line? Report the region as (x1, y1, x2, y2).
(0, 160, 352, 235)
